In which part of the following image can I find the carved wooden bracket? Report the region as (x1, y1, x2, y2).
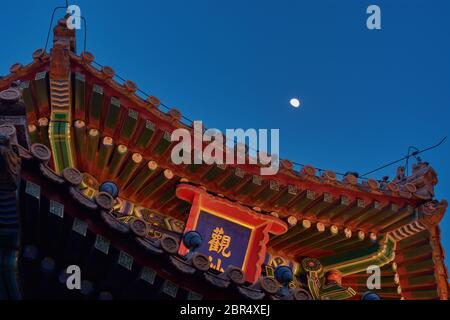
(418, 199, 448, 229)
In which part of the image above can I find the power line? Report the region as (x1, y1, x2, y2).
(91, 61, 447, 182)
(360, 137, 447, 178)
(45, 6, 88, 58)
(44, 8, 447, 182)
(44, 6, 66, 52)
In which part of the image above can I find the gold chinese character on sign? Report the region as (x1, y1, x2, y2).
(208, 256, 224, 272)
(208, 227, 231, 258)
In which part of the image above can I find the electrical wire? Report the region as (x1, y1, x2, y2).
(44, 6, 66, 52)
(360, 137, 447, 178)
(91, 60, 447, 182)
(44, 7, 447, 182)
(45, 5, 88, 56)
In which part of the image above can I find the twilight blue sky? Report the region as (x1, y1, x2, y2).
(1, 0, 449, 264)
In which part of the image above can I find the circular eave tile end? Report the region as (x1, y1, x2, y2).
(94, 192, 114, 211)
(345, 174, 358, 185)
(281, 159, 293, 171)
(227, 266, 245, 284)
(9, 63, 23, 74)
(101, 66, 115, 79)
(160, 235, 179, 254)
(62, 167, 83, 186)
(146, 96, 160, 108)
(367, 178, 379, 190)
(30, 143, 52, 162)
(130, 218, 149, 237)
(192, 253, 210, 272)
(387, 182, 400, 193)
(32, 48, 46, 60)
(0, 89, 21, 103)
(168, 108, 181, 121)
(302, 165, 316, 176)
(323, 170, 337, 181)
(81, 51, 95, 64)
(124, 80, 137, 93)
(260, 276, 279, 294)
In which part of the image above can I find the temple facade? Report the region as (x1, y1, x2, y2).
(0, 18, 448, 300)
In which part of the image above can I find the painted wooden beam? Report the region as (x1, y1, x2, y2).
(86, 128, 100, 171)
(73, 120, 87, 170)
(330, 231, 367, 252)
(298, 225, 340, 256)
(271, 185, 298, 208)
(332, 199, 366, 225)
(380, 214, 417, 234)
(395, 243, 432, 264)
(359, 203, 399, 229)
(271, 220, 316, 252)
(269, 219, 311, 249)
(116, 153, 143, 186)
(377, 205, 415, 232)
(152, 131, 172, 156)
(34, 71, 50, 116)
(202, 164, 226, 183)
(135, 119, 155, 151)
(120, 108, 139, 142)
(219, 167, 245, 190)
(281, 222, 326, 256)
(400, 272, 437, 290)
(289, 189, 316, 214)
(317, 228, 353, 251)
(304, 192, 334, 219)
(74, 73, 86, 120)
(94, 136, 114, 177)
(89, 84, 104, 128)
(28, 124, 40, 145)
(348, 201, 383, 228)
(396, 230, 430, 251)
(137, 169, 174, 204)
(104, 145, 129, 179)
(396, 258, 435, 275)
(235, 175, 262, 199)
(291, 224, 339, 256)
(318, 195, 350, 221)
(19, 80, 37, 122)
(123, 160, 158, 199)
(37, 117, 50, 148)
(252, 180, 280, 206)
(103, 97, 121, 136)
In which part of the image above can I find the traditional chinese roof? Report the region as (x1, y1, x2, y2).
(0, 17, 448, 300)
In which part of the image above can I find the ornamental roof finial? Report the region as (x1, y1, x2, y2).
(53, 16, 76, 53)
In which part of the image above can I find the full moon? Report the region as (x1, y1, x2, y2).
(290, 98, 300, 108)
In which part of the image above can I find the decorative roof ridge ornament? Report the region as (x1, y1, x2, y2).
(47, 16, 76, 173)
(387, 157, 439, 201)
(418, 199, 448, 229)
(53, 16, 76, 53)
(50, 18, 73, 80)
(416, 199, 450, 300)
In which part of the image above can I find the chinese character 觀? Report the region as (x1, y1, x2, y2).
(208, 227, 231, 258)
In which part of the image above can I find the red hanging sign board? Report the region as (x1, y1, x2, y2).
(176, 184, 288, 283)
